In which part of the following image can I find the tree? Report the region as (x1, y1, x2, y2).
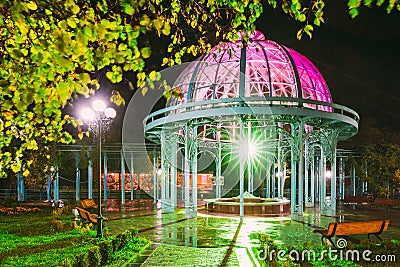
(0, 0, 399, 178)
(350, 144, 400, 197)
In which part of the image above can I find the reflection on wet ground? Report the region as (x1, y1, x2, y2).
(103, 199, 400, 266)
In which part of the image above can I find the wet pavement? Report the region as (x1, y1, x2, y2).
(103, 199, 400, 266)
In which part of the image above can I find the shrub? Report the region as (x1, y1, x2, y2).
(74, 252, 89, 267)
(48, 218, 71, 232)
(99, 240, 113, 265)
(112, 236, 122, 251)
(0, 206, 42, 215)
(87, 246, 101, 267)
(52, 205, 73, 218)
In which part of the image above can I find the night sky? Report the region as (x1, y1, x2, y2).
(73, 2, 400, 143)
(256, 1, 400, 131)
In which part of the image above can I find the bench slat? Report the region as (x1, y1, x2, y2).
(75, 207, 108, 224)
(80, 199, 98, 209)
(314, 220, 389, 238)
(334, 221, 385, 236)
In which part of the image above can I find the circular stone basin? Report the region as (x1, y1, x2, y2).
(205, 197, 290, 217)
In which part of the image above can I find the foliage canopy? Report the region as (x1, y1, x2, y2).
(0, 0, 399, 177)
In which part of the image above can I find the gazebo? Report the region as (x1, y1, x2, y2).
(144, 31, 359, 218)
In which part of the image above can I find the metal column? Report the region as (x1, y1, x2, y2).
(46, 173, 52, 201)
(103, 152, 108, 202)
(339, 157, 344, 200)
(160, 133, 167, 211)
(216, 142, 222, 199)
(75, 155, 80, 201)
(310, 154, 315, 207)
(184, 124, 191, 218)
(266, 158, 271, 198)
(130, 153, 134, 201)
(247, 122, 253, 194)
(320, 153, 326, 213)
(277, 132, 283, 199)
(239, 119, 245, 219)
(304, 141, 310, 207)
(351, 163, 356, 196)
(121, 150, 125, 205)
(54, 164, 59, 203)
(191, 131, 198, 213)
(298, 124, 304, 215)
(153, 150, 158, 204)
(330, 147, 337, 215)
(171, 141, 177, 209)
(88, 159, 93, 199)
(17, 171, 24, 201)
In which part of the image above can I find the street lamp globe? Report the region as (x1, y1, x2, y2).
(81, 108, 95, 121)
(93, 100, 106, 112)
(104, 107, 117, 119)
(79, 98, 116, 239)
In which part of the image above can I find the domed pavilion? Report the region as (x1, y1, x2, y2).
(144, 31, 359, 218)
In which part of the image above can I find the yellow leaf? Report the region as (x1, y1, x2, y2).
(162, 23, 171, 36)
(23, 169, 30, 177)
(141, 86, 148, 95)
(140, 47, 151, 59)
(27, 1, 38, 10)
(3, 111, 13, 120)
(153, 18, 163, 31)
(11, 164, 20, 173)
(140, 15, 151, 27)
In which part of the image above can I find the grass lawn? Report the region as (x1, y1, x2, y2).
(0, 205, 150, 266)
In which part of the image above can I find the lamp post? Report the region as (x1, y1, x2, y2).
(81, 99, 116, 238)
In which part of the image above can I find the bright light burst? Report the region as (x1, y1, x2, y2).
(239, 140, 258, 160)
(237, 131, 265, 168)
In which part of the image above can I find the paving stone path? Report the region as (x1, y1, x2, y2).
(105, 204, 400, 266)
(140, 244, 229, 266)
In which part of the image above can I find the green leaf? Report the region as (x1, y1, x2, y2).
(347, 0, 361, 9)
(376, 0, 385, 6)
(140, 15, 151, 27)
(56, 56, 74, 71)
(349, 8, 359, 18)
(110, 90, 125, 105)
(106, 65, 123, 83)
(67, 18, 77, 28)
(123, 4, 135, 15)
(0, 80, 9, 87)
(304, 24, 314, 38)
(70, 3, 80, 14)
(140, 47, 151, 59)
(79, 73, 91, 84)
(58, 20, 68, 30)
(363, 0, 373, 7)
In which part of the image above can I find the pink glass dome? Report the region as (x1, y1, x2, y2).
(167, 31, 332, 108)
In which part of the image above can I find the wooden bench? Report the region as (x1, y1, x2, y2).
(313, 220, 390, 247)
(75, 207, 108, 225)
(370, 198, 399, 210)
(80, 199, 98, 210)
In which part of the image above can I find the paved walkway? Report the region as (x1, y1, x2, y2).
(104, 202, 400, 266)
